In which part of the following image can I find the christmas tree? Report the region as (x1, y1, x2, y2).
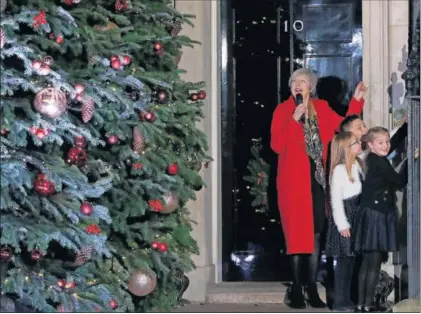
(1, 0, 210, 312)
(243, 138, 270, 214)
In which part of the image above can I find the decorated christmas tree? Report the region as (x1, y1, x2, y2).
(1, 0, 209, 312)
(243, 138, 270, 214)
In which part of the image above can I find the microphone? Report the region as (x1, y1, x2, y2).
(294, 93, 305, 123)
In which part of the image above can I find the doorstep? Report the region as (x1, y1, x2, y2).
(206, 282, 327, 304)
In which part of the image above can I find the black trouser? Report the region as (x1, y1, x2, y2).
(357, 251, 383, 307)
(334, 256, 356, 307)
(291, 233, 321, 284)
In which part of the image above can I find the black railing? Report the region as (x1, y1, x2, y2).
(407, 95, 420, 298)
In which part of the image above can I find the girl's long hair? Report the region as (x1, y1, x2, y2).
(330, 131, 363, 183)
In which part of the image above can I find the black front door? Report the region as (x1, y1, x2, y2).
(221, 0, 362, 282)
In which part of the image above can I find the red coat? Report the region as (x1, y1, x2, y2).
(270, 96, 364, 254)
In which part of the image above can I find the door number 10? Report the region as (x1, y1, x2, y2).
(284, 20, 304, 32)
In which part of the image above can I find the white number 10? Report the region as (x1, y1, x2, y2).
(284, 20, 304, 32)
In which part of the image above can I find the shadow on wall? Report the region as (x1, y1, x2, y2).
(316, 76, 349, 117)
(388, 45, 409, 128)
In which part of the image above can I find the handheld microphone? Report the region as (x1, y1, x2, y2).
(294, 93, 305, 123)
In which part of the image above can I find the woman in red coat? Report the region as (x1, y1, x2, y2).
(270, 68, 367, 309)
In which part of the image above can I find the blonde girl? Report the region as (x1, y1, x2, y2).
(325, 132, 364, 311)
(352, 127, 409, 312)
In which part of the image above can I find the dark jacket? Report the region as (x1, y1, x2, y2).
(360, 152, 408, 212)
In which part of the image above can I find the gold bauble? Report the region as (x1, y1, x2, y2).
(128, 269, 157, 297)
(94, 22, 119, 31)
(33, 88, 67, 119)
(161, 192, 179, 214)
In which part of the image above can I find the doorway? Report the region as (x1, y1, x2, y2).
(220, 0, 363, 281)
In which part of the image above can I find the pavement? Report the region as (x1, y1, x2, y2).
(172, 303, 330, 312)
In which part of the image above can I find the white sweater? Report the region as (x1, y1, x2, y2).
(330, 162, 363, 232)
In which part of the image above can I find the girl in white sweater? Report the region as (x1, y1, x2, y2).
(325, 131, 364, 311)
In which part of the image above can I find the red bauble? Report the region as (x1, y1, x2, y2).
(65, 0, 73, 5)
(148, 200, 163, 212)
(65, 281, 76, 289)
(74, 135, 87, 147)
(133, 162, 142, 170)
(155, 49, 164, 56)
(55, 36, 64, 44)
(158, 242, 168, 252)
(109, 300, 118, 310)
(157, 90, 168, 103)
(121, 55, 131, 65)
(167, 163, 178, 175)
(34, 176, 55, 196)
(190, 93, 198, 101)
(74, 83, 85, 94)
(110, 55, 119, 62)
(31, 249, 43, 261)
(151, 241, 160, 250)
(107, 135, 119, 144)
(57, 279, 66, 288)
(35, 128, 47, 139)
(0, 247, 13, 260)
(140, 111, 156, 122)
(153, 42, 162, 51)
(198, 90, 206, 100)
(80, 202, 94, 215)
(145, 112, 156, 123)
(111, 59, 121, 70)
(67, 146, 88, 166)
(85, 224, 101, 234)
(1, 129, 9, 136)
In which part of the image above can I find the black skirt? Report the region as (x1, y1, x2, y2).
(325, 195, 360, 257)
(309, 157, 326, 234)
(352, 206, 398, 252)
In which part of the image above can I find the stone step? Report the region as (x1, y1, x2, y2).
(206, 282, 327, 304)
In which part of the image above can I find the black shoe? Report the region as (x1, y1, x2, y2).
(362, 306, 375, 312)
(354, 305, 363, 312)
(286, 284, 307, 309)
(305, 282, 327, 308)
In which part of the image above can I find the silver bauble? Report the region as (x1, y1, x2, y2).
(128, 269, 157, 297)
(161, 192, 179, 214)
(33, 88, 67, 119)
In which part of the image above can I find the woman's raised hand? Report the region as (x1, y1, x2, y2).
(353, 81, 368, 101)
